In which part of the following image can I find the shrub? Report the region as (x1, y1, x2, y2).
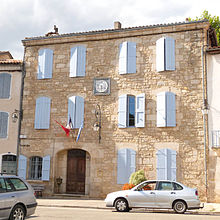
(122, 183, 135, 190)
(129, 170, 146, 186)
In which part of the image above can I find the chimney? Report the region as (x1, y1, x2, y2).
(114, 21, 121, 29)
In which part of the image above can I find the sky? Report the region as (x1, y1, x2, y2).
(1, 0, 220, 59)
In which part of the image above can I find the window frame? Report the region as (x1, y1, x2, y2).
(0, 73, 11, 99)
(29, 156, 43, 180)
(0, 111, 9, 139)
(127, 95, 135, 127)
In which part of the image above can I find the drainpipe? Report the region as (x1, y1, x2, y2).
(16, 47, 26, 176)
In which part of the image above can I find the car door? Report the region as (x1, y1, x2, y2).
(128, 181, 156, 207)
(0, 177, 16, 219)
(155, 181, 176, 208)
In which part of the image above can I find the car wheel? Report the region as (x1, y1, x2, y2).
(115, 198, 129, 212)
(9, 204, 25, 220)
(173, 200, 187, 214)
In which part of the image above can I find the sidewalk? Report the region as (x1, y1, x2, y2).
(37, 198, 220, 214)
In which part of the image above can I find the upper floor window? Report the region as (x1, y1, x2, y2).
(119, 41, 136, 74)
(0, 73, 11, 99)
(157, 91, 176, 127)
(34, 97, 51, 129)
(118, 94, 145, 128)
(38, 48, 53, 79)
(156, 37, 175, 72)
(212, 130, 220, 147)
(70, 45, 86, 77)
(0, 112, 8, 138)
(68, 96, 84, 128)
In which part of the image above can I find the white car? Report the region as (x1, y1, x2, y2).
(105, 180, 202, 214)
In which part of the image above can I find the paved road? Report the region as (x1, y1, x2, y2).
(30, 206, 220, 220)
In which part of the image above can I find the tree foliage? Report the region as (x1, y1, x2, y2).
(129, 170, 146, 186)
(189, 10, 220, 45)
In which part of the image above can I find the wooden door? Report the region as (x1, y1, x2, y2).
(66, 149, 86, 194)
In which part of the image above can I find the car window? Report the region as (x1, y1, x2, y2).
(157, 182, 173, 191)
(4, 178, 15, 192)
(173, 182, 183, 190)
(8, 178, 28, 191)
(0, 178, 7, 193)
(138, 182, 157, 191)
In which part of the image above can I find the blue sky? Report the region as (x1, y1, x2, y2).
(1, 0, 219, 59)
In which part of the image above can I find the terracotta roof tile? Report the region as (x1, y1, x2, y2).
(0, 59, 22, 64)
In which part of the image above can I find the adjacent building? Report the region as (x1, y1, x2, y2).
(0, 51, 22, 174)
(20, 20, 214, 199)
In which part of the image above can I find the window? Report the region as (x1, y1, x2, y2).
(156, 148, 177, 181)
(0, 112, 9, 138)
(2, 154, 17, 174)
(173, 182, 183, 190)
(212, 130, 220, 147)
(8, 178, 28, 191)
(156, 37, 175, 72)
(0, 73, 11, 98)
(70, 45, 86, 77)
(0, 178, 6, 193)
(34, 97, 51, 129)
(117, 148, 136, 184)
(137, 181, 156, 191)
(118, 94, 145, 128)
(38, 48, 53, 79)
(119, 41, 136, 74)
(68, 96, 84, 128)
(157, 181, 173, 190)
(29, 156, 42, 180)
(157, 91, 176, 127)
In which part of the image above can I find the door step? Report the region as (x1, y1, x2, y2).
(51, 193, 90, 199)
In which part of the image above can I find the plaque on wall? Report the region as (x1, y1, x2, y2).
(93, 78, 110, 95)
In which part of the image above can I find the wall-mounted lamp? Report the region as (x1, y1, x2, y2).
(94, 104, 101, 143)
(11, 109, 22, 123)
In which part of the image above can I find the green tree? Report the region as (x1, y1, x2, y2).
(129, 170, 146, 186)
(189, 10, 220, 45)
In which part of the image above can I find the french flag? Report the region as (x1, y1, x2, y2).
(76, 123, 83, 142)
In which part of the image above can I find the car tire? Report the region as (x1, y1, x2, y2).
(9, 204, 26, 220)
(173, 200, 187, 214)
(115, 198, 129, 212)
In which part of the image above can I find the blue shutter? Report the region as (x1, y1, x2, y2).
(38, 49, 53, 79)
(165, 37, 175, 71)
(70, 46, 86, 77)
(135, 93, 145, 127)
(68, 96, 76, 127)
(157, 92, 166, 127)
(0, 73, 11, 98)
(167, 149, 177, 181)
(34, 97, 51, 129)
(119, 42, 127, 74)
(18, 155, 27, 179)
(75, 96, 84, 128)
(117, 149, 127, 184)
(118, 95, 127, 128)
(128, 149, 136, 181)
(42, 155, 50, 181)
(156, 149, 167, 180)
(0, 112, 8, 138)
(156, 37, 165, 72)
(166, 92, 176, 127)
(77, 46, 86, 76)
(127, 42, 136, 74)
(70, 47, 78, 77)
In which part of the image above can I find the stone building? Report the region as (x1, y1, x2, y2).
(20, 20, 214, 199)
(0, 51, 22, 174)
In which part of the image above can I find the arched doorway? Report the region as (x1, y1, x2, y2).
(66, 149, 86, 194)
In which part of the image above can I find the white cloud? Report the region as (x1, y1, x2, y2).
(0, 0, 219, 59)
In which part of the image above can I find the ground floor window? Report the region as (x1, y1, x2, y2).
(1, 155, 16, 174)
(29, 156, 42, 180)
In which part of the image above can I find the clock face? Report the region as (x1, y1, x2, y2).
(96, 80, 108, 93)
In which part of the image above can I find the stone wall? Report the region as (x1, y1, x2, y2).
(21, 21, 209, 199)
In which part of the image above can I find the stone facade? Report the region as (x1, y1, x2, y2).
(21, 21, 210, 199)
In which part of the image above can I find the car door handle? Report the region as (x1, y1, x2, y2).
(171, 192, 176, 194)
(150, 192, 155, 194)
(11, 196, 15, 198)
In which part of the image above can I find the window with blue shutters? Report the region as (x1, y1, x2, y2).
(156, 148, 177, 181)
(70, 45, 86, 77)
(38, 48, 53, 79)
(118, 94, 145, 128)
(0, 112, 9, 138)
(117, 148, 136, 184)
(0, 73, 11, 99)
(156, 37, 175, 72)
(42, 155, 51, 181)
(119, 41, 136, 74)
(18, 155, 27, 179)
(68, 96, 84, 128)
(157, 92, 176, 127)
(34, 97, 51, 129)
